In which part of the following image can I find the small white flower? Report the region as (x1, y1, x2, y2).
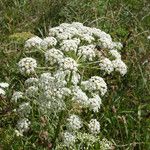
(113, 42, 123, 50)
(39, 73, 54, 90)
(59, 57, 78, 71)
(109, 49, 121, 59)
(25, 77, 39, 87)
(112, 59, 127, 76)
(41, 37, 57, 48)
(59, 23, 71, 28)
(78, 45, 96, 61)
(88, 119, 100, 135)
(63, 131, 76, 146)
(81, 76, 107, 96)
(89, 95, 102, 112)
(79, 34, 95, 43)
(49, 26, 64, 36)
(25, 36, 43, 49)
(0, 82, 9, 88)
(18, 57, 37, 75)
(0, 88, 5, 95)
(11, 91, 23, 103)
(45, 48, 64, 65)
(18, 102, 31, 117)
(97, 31, 114, 49)
(65, 27, 79, 36)
(25, 86, 38, 98)
(16, 118, 31, 133)
(67, 114, 82, 130)
(60, 39, 78, 53)
(72, 86, 89, 107)
(71, 72, 80, 85)
(100, 138, 113, 150)
(15, 130, 23, 137)
(147, 35, 150, 40)
(99, 58, 114, 74)
(57, 32, 72, 40)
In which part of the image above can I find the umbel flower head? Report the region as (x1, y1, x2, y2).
(14, 22, 127, 148)
(18, 57, 37, 75)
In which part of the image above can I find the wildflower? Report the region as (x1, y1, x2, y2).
(11, 91, 23, 103)
(97, 32, 114, 49)
(79, 34, 95, 43)
(25, 86, 38, 98)
(88, 119, 100, 135)
(25, 36, 43, 49)
(109, 49, 121, 59)
(60, 39, 78, 53)
(147, 35, 150, 40)
(0, 82, 9, 96)
(0, 82, 9, 88)
(59, 57, 78, 72)
(25, 77, 39, 87)
(113, 42, 123, 50)
(45, 48, 64, 65)
(112, 59, 127, 76)
(16, 118, 31, 133)
(18, 102, 31, 117)
(78, 45, 96, 61)
(100, 138, 113, 150)
(72, 86, 89, 107)
(18, 57, 37, 75)
(57, 32, 72, 40)
(89, 95, 102, 112)
(67, 114, 82, 130)
(49, 26, 64, 37)
(15, 130, 23, 137)
(0, 88, 5, 95)
(81, 76, 107, 96)
(63, 131, 76, 146)
(99, 58, 114, 74)
(41, 37, 57, 48)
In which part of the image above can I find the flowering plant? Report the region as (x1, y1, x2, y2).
(11, 22, 127, 149)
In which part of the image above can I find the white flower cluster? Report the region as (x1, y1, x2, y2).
(99, 58, 114, 74)
(25, 86, 38, 98)
(17, 102, 31, 117)
(110, 49, 121, 59)
(78, 45, 95, 61)
(18, 57, 37, 75)
(25, 77, 39, 87)
(13, 22, 127, 146)
(0, 82, 9, 96)
(25, 36, 43, 49)
(112, 59, 127, 76)
(100, 138, 113, 150)
(67, 114, 82, 130)
(11, 91, 23, 103)
(81, 76, 107, 96)
(59, 57, 78, 72)
(89, 94, 102, 112)
(63, 131, 76, 146)
(41, 37, 57, 49)
(45, 48, 64, 65)
(60, 39, 79, 52)
(72, 86, 89, 107)
(88, 119, 100, 135)
(16, 118, 31, 136)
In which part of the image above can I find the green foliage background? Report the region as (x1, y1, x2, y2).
(0, 0, 150, 149)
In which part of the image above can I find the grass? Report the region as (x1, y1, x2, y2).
(0, 0, 150, 149)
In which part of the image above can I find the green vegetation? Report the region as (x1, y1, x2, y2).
(0, 0, 150, 149)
